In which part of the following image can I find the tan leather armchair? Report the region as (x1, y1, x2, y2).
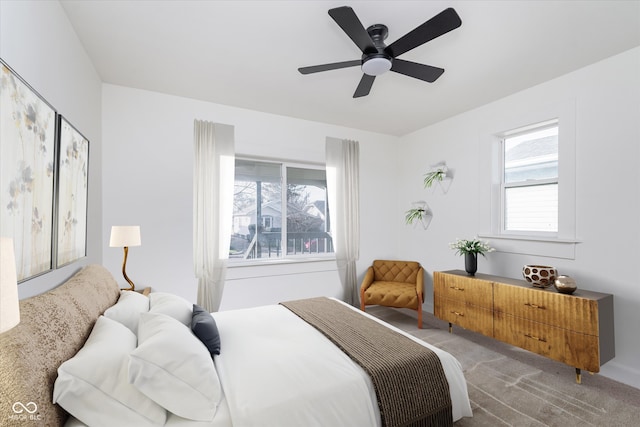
(360, 260, 424, 328)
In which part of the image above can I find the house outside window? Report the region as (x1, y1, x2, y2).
(502, 121, 558, 234)
(229, 158, 333, 261)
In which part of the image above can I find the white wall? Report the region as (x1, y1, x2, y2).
(0, 0, 103, 298)
(101, 84, 400, 309)
(396, 47, 640, 388)
(5, 0, 638, 391)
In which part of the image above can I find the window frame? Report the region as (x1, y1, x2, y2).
(229, 156, 333, 265)
(478, 99, 578, 259)
(500, 120, 559, 237)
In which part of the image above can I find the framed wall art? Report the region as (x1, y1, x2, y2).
(0, 59, 57, 281)
(55, 115, 89, 267)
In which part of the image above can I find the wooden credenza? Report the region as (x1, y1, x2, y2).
(434, 270, 615, 383)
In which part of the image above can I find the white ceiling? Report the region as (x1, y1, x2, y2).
(60, 0, 640, 136)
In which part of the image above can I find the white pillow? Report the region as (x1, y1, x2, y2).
(129, 312, 222, 421)
(53, 316, 166, 427)
(104, 290, 150, 334)
(149, 292, 192, 326)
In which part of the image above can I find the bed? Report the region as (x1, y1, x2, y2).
(0, 265, 472, 426)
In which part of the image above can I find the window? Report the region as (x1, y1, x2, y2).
(229, 158, 333, 261)
(261, 216, 273, 229)
(479, 100, 577, 259)
(502, 121, 558, 234)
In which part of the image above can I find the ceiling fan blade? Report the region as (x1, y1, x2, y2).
(385, 8, 462, 58)
(298, 60, 361, 75)
(391, 59, 444, 83)
(353, 74, 375, 98)
(328, 6, 377, 54)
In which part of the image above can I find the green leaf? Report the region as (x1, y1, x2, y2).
(405, 208, 425, 225)
(423, 170, 445, 188)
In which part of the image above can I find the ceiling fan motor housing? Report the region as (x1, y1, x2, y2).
(367, 24, 389, 46)
(361, 24, 393, 76)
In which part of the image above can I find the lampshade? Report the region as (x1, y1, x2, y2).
(1, 237, 20, 333)
(109, 226, 141, 247)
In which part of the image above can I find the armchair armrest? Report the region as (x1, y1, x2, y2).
(416, 267, 424, 303)
(359, 266, 375, 311)
(360, 267, 375, 291)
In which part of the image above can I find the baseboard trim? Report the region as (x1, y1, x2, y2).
(600, 361, 640, 390)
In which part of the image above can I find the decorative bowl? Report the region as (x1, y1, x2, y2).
(554, 275, 577, 294)
(522, 265, 557, 288)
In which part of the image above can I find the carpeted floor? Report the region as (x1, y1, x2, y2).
(366, 306, 640, 427)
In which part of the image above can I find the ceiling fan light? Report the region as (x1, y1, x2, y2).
(362, 57, 392, 76)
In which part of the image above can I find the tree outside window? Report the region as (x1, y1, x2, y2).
(229, 159, 333, 261)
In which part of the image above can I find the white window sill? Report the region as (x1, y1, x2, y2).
(226, 256, 337, 280)
(228, 255, 335, 268)
(478, 234, 580, 260)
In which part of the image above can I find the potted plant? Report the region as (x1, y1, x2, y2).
(449, 237, 495, 275)
(423, 165, 448, 189)
(405, 201, 432, 229)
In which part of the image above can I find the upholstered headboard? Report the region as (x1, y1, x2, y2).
(0, 265, 120, 426)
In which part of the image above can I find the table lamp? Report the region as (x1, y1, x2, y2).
(109, 226, 141, 291)
(1, 237, 20, 333)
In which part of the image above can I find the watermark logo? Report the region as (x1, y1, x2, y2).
(8, 402, 42, 422)
(12, 402, 37, 414)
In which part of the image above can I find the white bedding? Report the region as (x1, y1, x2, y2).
(65, 300, 471, 426)
(213, 304, 380, 427)
(213, 300, 472, 426)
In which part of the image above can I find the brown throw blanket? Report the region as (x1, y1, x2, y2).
(281, 297, 452, 427)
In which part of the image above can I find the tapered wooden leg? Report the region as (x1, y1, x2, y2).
(418, 309, 423, 329)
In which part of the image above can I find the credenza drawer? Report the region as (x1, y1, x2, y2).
(434, 272, 493, 309)
(494, 313, 600, 372)
(493, 282, 598, 335)
(434, 297, 493, 336)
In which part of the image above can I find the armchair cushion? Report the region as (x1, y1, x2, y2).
(363, 281, 420, 309)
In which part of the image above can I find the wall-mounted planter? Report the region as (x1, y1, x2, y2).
(424, 162, 453, 194)
(405, 201, 433, 230)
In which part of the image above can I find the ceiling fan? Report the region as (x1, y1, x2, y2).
(298, 6, 462, 98)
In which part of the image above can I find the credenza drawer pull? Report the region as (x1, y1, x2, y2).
(524, 302, 546, 310)
(524, 333, 547, 342)
(450, 310, 464, 317)
(449, 286, 465, 291)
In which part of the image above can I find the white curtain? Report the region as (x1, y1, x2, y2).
(326, 137, 360, 306)
(193, 120, 235, 312)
